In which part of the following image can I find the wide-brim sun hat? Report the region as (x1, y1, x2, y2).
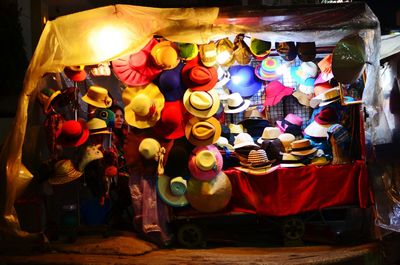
(155, 62, 186, 102)
(292, 90, 311, 107)
(82, 86, 112, 108)
(153, 101, 185, 140)
(264, 80, 293, 107)
(249, 38, 271, 59)
(157, 174, 189, 207)
(188, 145, 223, 181)
(224, 92, 251, 114)
(226, 65, 262, 98)
(185, 116, 221, 146)
(48, 159, 83, 185)
(181, 56, 218, 91)
(183, 88, 220, 119)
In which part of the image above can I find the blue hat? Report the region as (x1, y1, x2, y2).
(155, 62, 186, 101)
(226, 65, 262, 98)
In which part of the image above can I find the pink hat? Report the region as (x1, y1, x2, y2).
(153, 101, 185, 140)
(188, 145, 223, 181)
(263, 81, 293, 107)
(276, 114, 303, 133)
(112, 38, 162, 86)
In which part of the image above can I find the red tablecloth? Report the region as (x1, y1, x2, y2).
(224, 160, 370, 217)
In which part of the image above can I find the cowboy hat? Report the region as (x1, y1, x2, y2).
(82, 86, 112, 108)
(57, 119, 89, 147)
(150, 41, 180, 70)
(124, 83, 165, 129)
(64, 65, 86, 82)
(183, 88, 220, 119)
(188, 145, 223, 181)
(181, 56, 218, 91)
(224, 92, 251, 114)
(185, 116, 221, 146)
(157, 174, 189, 207)
(226, 65, 262, 98)
(155, 62, 186, 102)
(255, 57, 283, 81)
(48, 159, 83, 185)
(153, 101, 185, 140)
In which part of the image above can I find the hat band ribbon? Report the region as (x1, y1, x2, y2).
(228, 100, 245, 110)
(190, 92, 213, 111)
(291, 146, 313, 152)
(90, 127, 109, 134)
(321, 95, 340, 103)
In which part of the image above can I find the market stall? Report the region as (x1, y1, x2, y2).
(0, 2, 382, 246)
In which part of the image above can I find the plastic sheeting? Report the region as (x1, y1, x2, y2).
(0, 3, 383, 239)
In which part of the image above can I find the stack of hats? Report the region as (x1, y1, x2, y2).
(289, 139, 317, 165)
(257, 127, 282, 164)
(304, 107, 337, 138)
(238, 107, 270, 140)
(276, 114, 303, 138)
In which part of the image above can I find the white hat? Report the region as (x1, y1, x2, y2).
(278, 133, 296, 152)
(224, 92, 251, 114)
(233, 132, 258, 149)
(310, 87, 341, 108)
(304, 121, 331, 138)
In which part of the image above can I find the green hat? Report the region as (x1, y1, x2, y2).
(250, 38, 271, 58)
(178, 43, 199, 61)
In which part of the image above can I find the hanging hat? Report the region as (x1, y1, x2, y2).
(249, 38, 271, 59)
(183, 88, 220, 119)
(57, 119, 89, 147)
(199, 41, 217, 67)
(257, 127, 281, 144)
(255, 57, 283, 81)
(94, 108, 115, 128)
(188, 145, 223, 181)
(290, 139, 317, 156)
(278, 133, 296, 152)
(291, 62, 318, 83)
(112, 38, 162, 86)
(264, 80, 293, 107)
(186, 171, 232, 213)
(48, 159, 83, 185)
(185, 116, 221, 146)
(164, 137, 191, 177)
(275, 42, 297, 61)
(280, 153, 305, 168)
(216, 38, 235, 66)
(226, 65, 262, 98)
(178, 43, 199, 61)
(276, 114, 303, 133)
(155, 62, 186, 102)
(310, 87, 340, 108)
(314, 107, 338, 125)
(181, 56, 218, 91)
(139, 138, 166, 175)
(233, 132, 258, 149)
(296, 42, 316, 62)
(315, 54, 334, 84)
(87, 118, 111, 135)
(82, 86, 112, 108)
(150, 41, 180, 70)
(229, 123, 244, 135)
(213, 66, 231, 100)
(157, 175, 189, 207)
(38, 88, 61, 114)
(153, 101, 185, 140)
(292, 90, 311, 107)
(233, 34, 252, 65)
(332, 34, 366, 84)
(124, 83, 165, 129)
(224, 92, 251, 114)
(64, 65, 87, 82)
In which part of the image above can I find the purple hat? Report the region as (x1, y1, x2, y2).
(226, 65, 262, 98)
(155, 62, 186, 101)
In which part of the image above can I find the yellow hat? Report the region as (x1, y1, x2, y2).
(185, 116, 222, 147)
(124, 83, 165, 129)
(139, 138, 166, 175)
(82, 86, 112, 108)
(183, 88, 220, 119)
(87, 118, 111, 135)
(199, 41, 217, 67)
(151, 41, 180, 70)
(216, 38, 234, 66)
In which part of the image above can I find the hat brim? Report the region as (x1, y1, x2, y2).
(304, 121, 330, 138)
(291, 148, 317, 156)
(183, 88, 220, 119)
(185, 116, 222, 147)
(81, 94, 112, 109)
(279, 163, 305, 168)
(157, 174, 189, 207)
(292, 91, 310, 107)
(319, 97, 341, 107)
(44, 90, 62, 114)
(58, 119, 89, 148)
(233, 141, 258, 149)
(235, 165, 278, 176)
(254, 65, 282, 82)
(224, 99, 251, 114)
(188, 145, 223, 181)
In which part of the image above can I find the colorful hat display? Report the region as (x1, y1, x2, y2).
(233, 34, 252, 65)
(188, 145, 223, 181)
(183, 88, 220, 119)
(124, 83, 165, 129)
(296, 42, 316, 62)
(64, 65, 87, 82)
(178, 43, 199, 61)
(280, 153, 305, 168)
(290, 139, 317, 156)
(38, 88, 61, 114)
(257, 127, 281, 144)
(310, 87, 341, 108)
(275, 42, 297, 61)
(255, 57, 282, 81)
(48, 159, 83, 185)
(186, 171, 232, 213)
(276, 114, 303, 133)
(87, 118, 112, 135)
(226, 65, 262, 98)
(233, 132, 258, 149)
(150, 41, 180, 70)
(199, 41, 217, 67)
(216, 38, 235, 66)
(157, 174, 189, 207)
(57, 119, 89, 147)
(82, 86, 112, 108)
(185, 116, 221, 146)
(112, 38, 162, 86)
(224, 92, 251, 114)
(153, 101, 185, 140)
(155, 62, 186, 102)
(332, 34, 366, 84)
(264, 80, 293, 107)
(181, 56, 218, 91)
(249, 38, 271, 59)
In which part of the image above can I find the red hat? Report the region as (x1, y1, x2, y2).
(111, 38, 162, 86)
(315, 107, 338, 125)
(188, 145, 223, 181)
(64, 66, 87, 82)
(264, 81, 293, 107)
(181, 56, 218, 91)
(57, 119, 89, 147)
(153, 101, 186, 140)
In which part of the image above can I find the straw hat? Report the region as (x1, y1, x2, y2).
(82, 86, 112, 108)
(139, 138, 166, 175)
(292, 90, 311, 107)
(87, 118, 112, 135)
(199, 41, 217, 67)
(124, 83, 165, 129)
(64, 65, 87, 82)
(157, 175, 189, 207)
(229, 124, 244, 135)
(224, 92, 251, 114)
(257, 127, 281, 144)
(150, 41, 180, 70)
(183, 88, 220, 119)
(310, 87, 340, 108)
(57, 119, 89, 147)
(185, 116, 221, 146)
(278, 133, 296, 152)
(280, 153, 305, 168)
(48, 159, 83, 185)
(233, 132, 258, 149)
(181, 56, 218, 91)
(244, 149, 271, 169)
(188, 145, 223, 181)
(290, 139, 317, 156)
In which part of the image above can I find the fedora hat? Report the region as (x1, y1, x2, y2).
(216, 38, 235, 66)
(64, 65, 86, 82)
(57, 119, 89, 147)
(185, 116, 221, 146)
(264, 80, 293, 107)
(188, 145, 223, 181)
(239, 107, 270, 138)
(296, 42, 316, 62)
(233, 34, 252, 65)
(181, 56, 218, 91)
(38, 88, 61, 114)
(233, 132, 258, 149)
(112, 38, 162, 86)
(82, 86, 112, 108)
(178, 42, 198, 61)
(48, 159, 83, 185)
(280, 153, 305, 168)
(257, 127, 281, 144)
(310, 87, 340, 108)
(199, 41, 217, 67)
(315, 54, 334, 84)
(275, 41, 297, 61)
(124, 83, 165, 129)
(226, 65, 262, 98)
(186, 171, 232, 213)
(290, 139, 317, 156)
(155, 62, 186, 102)
(278, 133, 295, 152)
(224, 92, 251, 114)
(332, 34, 366, 84)
(255, 57, 283, 81)
(249, 38, 271, 59)
(183, 88, 220, 119)
(154, 101, 185, 140)
(150, 41, 180, 70)
(157, 175, 189, 207)
(292, 90, 311, 107)
(87, 118, 111, 135)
